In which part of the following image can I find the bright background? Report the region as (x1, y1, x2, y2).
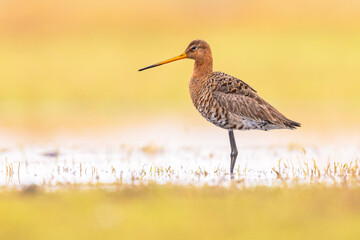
(1, 2, 360, 239)
(1, 0, 360, 132)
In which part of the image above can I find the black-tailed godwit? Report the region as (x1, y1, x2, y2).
(139, 39, 300, 175)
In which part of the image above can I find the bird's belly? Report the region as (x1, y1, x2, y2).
(194, 96, 242, 130)
(190, 84, 267, 131)
(198, 107, 281, 131)
(194, 96, 281, 131)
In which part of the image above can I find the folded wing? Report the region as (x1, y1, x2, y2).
(211, 71, 300, 129)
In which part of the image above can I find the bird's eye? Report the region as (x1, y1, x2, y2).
(191, 46, 198, 51)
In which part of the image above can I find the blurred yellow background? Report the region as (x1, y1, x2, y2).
(1, 0, 360, 131)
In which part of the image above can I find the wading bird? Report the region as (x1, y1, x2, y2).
(139, 39, 300, 176)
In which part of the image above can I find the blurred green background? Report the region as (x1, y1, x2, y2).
(1, 185, 360, 240)
(1, 0, 360, 130)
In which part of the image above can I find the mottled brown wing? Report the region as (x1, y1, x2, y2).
(211, 71, 300, 129)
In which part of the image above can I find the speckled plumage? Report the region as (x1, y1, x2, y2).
(190, 71, 300, 131)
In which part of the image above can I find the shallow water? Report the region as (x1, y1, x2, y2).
(0, 124, 359, 188)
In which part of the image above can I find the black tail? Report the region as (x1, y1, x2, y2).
(286, 119, 301, 129)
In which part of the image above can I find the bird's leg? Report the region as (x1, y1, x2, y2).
(228, 129, 238, 176)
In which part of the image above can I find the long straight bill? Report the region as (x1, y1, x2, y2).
(138, 53, 187, 71)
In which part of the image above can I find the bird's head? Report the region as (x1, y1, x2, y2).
(184, 39, 211, 61)
(138, 39, 212, 71)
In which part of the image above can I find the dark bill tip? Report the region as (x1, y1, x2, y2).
(138, 64, 158, 71)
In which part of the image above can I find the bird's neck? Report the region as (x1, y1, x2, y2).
(192, 55, 213, 79)
(189, 55, 213, 106)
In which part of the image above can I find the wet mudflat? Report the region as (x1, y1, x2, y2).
(1, 124, 359, 189)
